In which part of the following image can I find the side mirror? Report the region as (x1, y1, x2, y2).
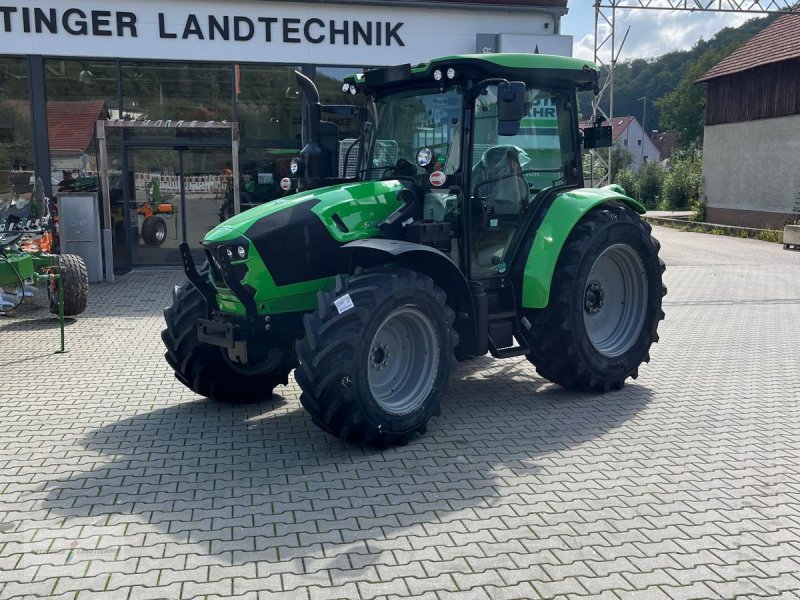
(583, 117, 612, 149)
(583, 126, 612, 149)
(497, 81, 527, 136)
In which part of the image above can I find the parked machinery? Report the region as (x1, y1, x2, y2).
(162, 54, 666, 447)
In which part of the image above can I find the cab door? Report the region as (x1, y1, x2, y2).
(468, 86, 572, 279)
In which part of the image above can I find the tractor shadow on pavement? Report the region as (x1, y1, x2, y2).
(0, 316, 77, 332)
(36, 358, 653, 574)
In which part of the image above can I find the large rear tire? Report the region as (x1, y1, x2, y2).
(49, 254, 88, 316)
(525, 206, 666, 392)
(161, 277, 296, 402)
(295, 268, 457, 447)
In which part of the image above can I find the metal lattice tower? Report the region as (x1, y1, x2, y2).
(590, 0, 795, 186)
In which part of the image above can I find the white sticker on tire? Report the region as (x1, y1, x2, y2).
(334, 293, 355, 314)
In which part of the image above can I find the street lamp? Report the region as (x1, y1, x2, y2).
(637, 96, 646, 167)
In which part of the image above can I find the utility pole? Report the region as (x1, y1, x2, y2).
(637, 96, 646, 168)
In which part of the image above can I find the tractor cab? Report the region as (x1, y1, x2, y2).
(289, 54, 607, 283)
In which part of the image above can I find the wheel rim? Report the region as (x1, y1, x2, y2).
(155, 220, 167, 242)
(367, 306, 440, 415)
(583, 243, 648, 358)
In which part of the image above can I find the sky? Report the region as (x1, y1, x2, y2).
(562, 2, 760, 61)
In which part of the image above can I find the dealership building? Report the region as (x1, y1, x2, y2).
(0, 0, 570, 273)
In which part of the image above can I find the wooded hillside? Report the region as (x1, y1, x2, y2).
(578, 13, 781, 147)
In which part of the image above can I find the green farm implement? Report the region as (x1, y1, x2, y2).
(1, 179, 89, 341)
(162, 53, 666, 446)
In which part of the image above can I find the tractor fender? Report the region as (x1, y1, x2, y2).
(343, 239, 478, 355)
(521, 185, 646, 309)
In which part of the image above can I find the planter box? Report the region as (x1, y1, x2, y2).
(784, 224, 800, 250)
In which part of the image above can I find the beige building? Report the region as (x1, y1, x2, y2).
(697, 12, 800, 229)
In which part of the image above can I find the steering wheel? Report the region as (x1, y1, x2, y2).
(472, 173, 530, 220)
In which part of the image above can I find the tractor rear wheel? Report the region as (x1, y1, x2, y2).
(525, 206, 665, 392)
(162, 276, 296, 403)
(142, 216, 167, 246)
(295, 268, 457, 447)
(48, 253, 89, 316)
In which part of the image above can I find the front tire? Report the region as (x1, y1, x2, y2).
(295, 268, 457, 447)
(49, 254, 89, 316)
(525, 206, 666, 392)
(161, 277, 296, 402)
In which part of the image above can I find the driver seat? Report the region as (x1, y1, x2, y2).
(471, 145, 529, 216)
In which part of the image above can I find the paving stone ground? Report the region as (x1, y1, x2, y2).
(1, 225, 799, 600)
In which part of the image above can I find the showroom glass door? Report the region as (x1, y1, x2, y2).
(124, 146, 232, 266)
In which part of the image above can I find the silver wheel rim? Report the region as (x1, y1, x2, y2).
(155, 220, 167, 242)
(367, 306, 440, 415)
(583, 243, 648, 358)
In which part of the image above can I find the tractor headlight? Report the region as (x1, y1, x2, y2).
(220, 244, 248, 262)
(433, 69, 443, 82)
(446, 68, 456, 80)
(416, 147, 434, 168)
(341, 83, 350, 93)
(349, 84, 357, 96)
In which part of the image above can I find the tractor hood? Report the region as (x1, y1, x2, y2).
(202, 180, 406, 313)
(205, 179, 406, 244)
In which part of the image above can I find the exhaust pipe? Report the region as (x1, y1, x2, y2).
(294, 70, 330, 179)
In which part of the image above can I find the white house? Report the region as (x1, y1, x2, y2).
(580, 115, 659, 172)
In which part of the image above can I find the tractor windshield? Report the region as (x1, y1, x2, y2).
(360, 86, 463, 181)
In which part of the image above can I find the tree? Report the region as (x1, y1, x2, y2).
(583, 142, 634, 184)
(576, 14, 778, 137)
(656, 47, 733, 148)
(636, 161, 666, 209)
(660, 150, 703, 210)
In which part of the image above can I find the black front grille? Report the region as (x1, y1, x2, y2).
(205, 248, 228, 288)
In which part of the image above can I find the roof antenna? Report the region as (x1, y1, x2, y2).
(534, 45, 540, 54)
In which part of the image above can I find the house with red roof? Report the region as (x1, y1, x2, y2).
(46, 100, 109, 172)
(579, 115, 659, 172)
(696, 11, 800, 229)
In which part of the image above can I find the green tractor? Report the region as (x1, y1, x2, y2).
(163, 54, 665, 447)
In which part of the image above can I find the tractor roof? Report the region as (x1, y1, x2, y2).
(347, 53, 598, 93)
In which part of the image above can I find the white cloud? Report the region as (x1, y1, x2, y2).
(571, 9, 757, 62)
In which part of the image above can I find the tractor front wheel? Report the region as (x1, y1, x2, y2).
(48, 254, 89, 316)
(295, 268, 457, 447)
(525, 206, 665, 392)
(142, 216, 167, 246)
(162, 277, 296, 402)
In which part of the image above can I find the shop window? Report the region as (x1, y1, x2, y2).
(236, 65, 302, 148)
(44, 59, 120, 192)
(121, 61, 233, 123)
(0, 57, 34, 198)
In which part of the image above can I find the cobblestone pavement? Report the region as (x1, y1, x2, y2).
(1, 226, 799, 600)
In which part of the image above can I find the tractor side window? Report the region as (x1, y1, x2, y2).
(363, 86, 463, 181)
(469, 86, 572, 279)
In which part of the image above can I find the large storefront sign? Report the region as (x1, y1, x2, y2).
(0, 0, 555, 65)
